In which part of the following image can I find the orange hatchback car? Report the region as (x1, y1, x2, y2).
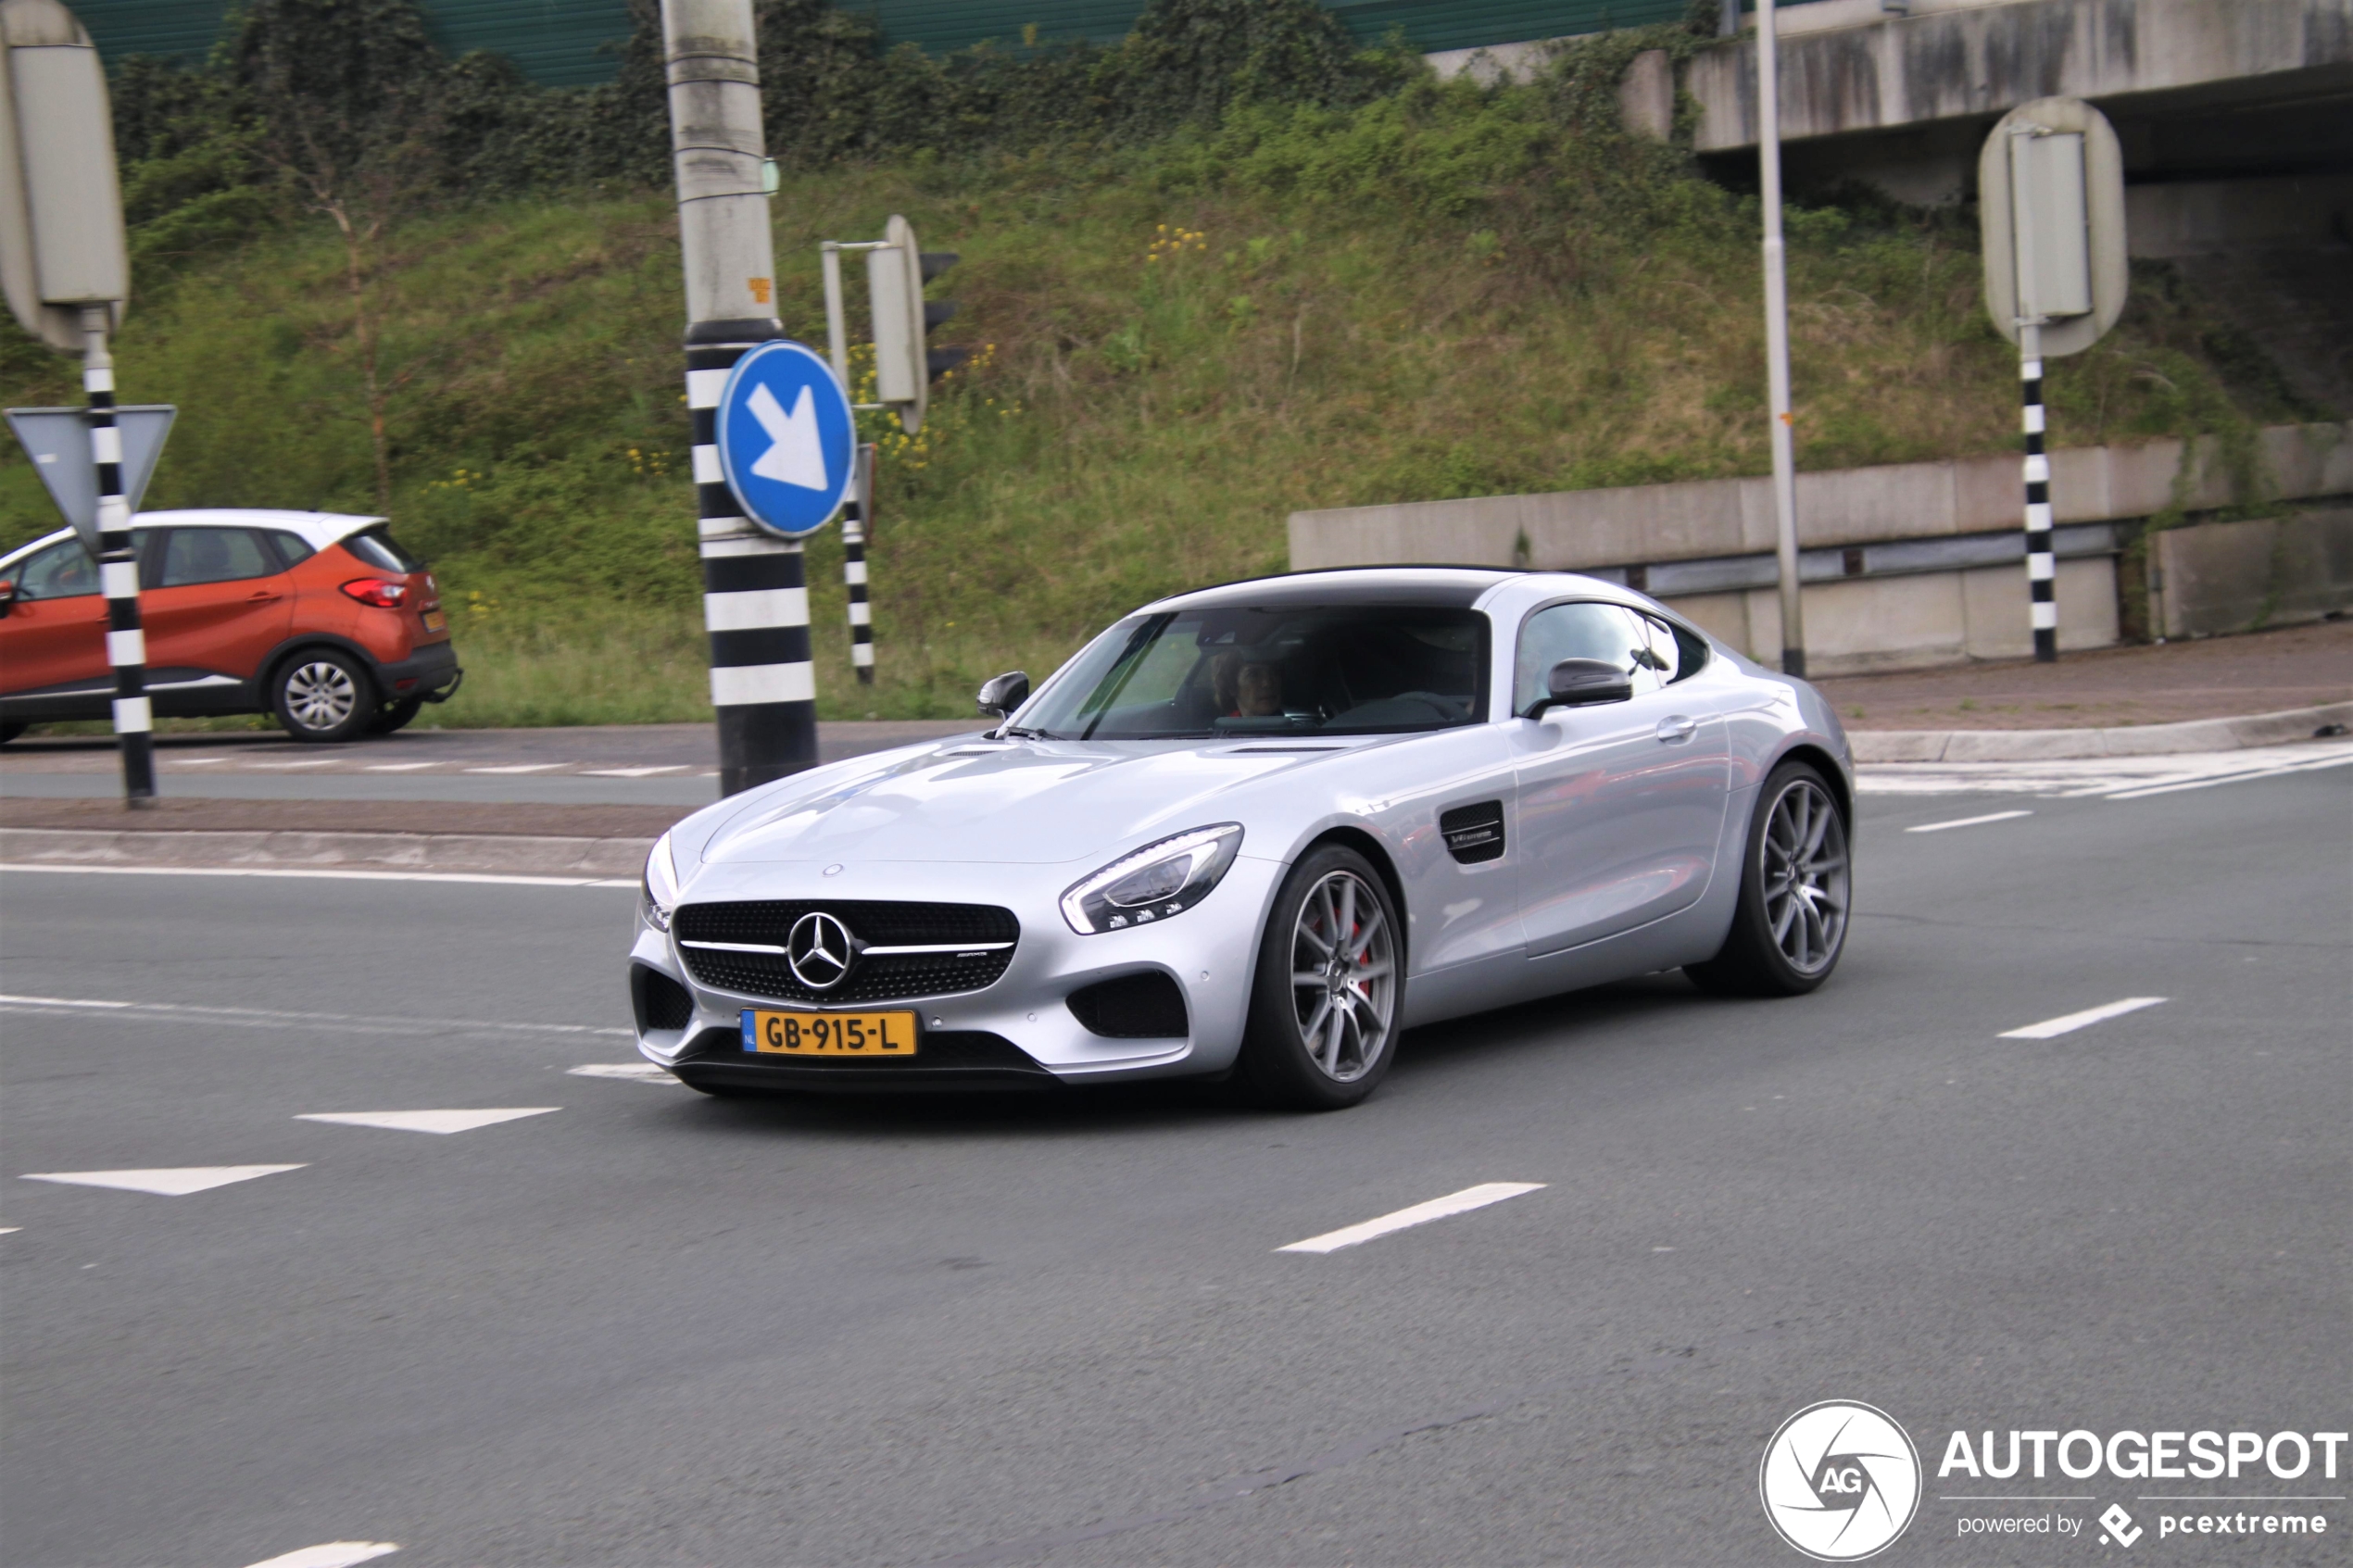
(0, 509, 461, 745)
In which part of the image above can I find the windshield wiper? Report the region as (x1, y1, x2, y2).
(996, 724, 1048, 740)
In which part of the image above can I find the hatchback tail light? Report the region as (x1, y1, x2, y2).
(340, 578, 408, 608)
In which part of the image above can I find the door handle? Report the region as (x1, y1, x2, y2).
(1655, 715, 1699, 743)
(246, 590, 281, 603)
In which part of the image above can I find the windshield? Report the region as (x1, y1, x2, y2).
(1014, 604, 1490, 741)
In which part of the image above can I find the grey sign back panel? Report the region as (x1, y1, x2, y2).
(4, 404, 176, 551)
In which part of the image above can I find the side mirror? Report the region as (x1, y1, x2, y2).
(976, 670, 1029, 717)
(0, 580, 14, 617)
(1523, 658, 1633, 720)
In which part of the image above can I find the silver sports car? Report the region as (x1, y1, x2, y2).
(629, 567, 1854, 1109)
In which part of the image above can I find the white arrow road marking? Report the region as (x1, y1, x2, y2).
(242, 1543, 398, 1568)
(21, 1166, 305, 1197)
(295, 1109, 559, 1135)
(1999, 997, 2168, 1039)
(568, 1063, 681, 1084)
(746, 381, 829, 490)
(1277, 1182, 1547, 1254)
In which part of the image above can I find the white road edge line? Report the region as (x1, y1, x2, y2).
(0, 993, 633, 1037)
(1999, 997, 2168, 1039)
(0, 863, 636, 888)
(2106, 753, 2353, 800)
(1277, 1182, 1546, 1254)
(1905, 809, 2032, 834)
(241, 1542, 399, 1568)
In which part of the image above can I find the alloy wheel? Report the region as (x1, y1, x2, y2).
(284, 660, 359, 733)
(1760, 778, 1849, 974)
(1288, 869, 1397, 1083)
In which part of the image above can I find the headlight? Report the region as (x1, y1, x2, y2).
(640, 831, 679, 934)
(1061, 824, 1242, 935)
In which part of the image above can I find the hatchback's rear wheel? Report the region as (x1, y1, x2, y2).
(1237, 845, 1403, 1110)
(0, 721, 26, 745)
(1686, 759, 1850, 997)
(272, 650, 375, 745)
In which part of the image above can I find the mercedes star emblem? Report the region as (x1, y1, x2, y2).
(786, 910, 856, 990)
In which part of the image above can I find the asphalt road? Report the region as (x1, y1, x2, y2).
(2, 771, 2347, 1567)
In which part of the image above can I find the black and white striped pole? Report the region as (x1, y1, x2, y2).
(662, 0, 816, 793)
(844, 444, 875, 684)
(82, 307, 156, 798)
(2009, 123, 2058, 664)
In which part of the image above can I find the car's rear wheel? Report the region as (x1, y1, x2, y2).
(1686, 759, 1850, 997)
(0, 721, 26, 745)
(272, 650, 376, 745)
(368, 696, 423, 735)
(1237, 845, 1403, 1110)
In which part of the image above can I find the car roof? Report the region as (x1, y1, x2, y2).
(0, 508, 385, 566)
(1146, 567, 1521, 613)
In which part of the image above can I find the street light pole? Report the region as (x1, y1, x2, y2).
(1756, 0, 1806, 678)
(661, 0, 816, 794)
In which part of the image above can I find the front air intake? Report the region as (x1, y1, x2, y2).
(1067, 972, 1189, 1039)
(633, 965, 695, 1033)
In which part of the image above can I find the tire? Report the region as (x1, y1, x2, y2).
(1236, 844, 1404, 1110)
(0, 721, 26, 745)
(367, 696, 423, 735)
(271, 649, 377, 745)
(1685, 759, 1851, 997)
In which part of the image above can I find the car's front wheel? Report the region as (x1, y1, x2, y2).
(1686, 759, 1850, 997)
(272, 650, 376, 745)
(1237, 844, 1403, 1110)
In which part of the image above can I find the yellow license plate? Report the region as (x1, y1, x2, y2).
(422, 609, 447, 632)
(741, 1009, 917, 1057)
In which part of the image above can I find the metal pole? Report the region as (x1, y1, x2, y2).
(2009, 127, 2058, 663)
(1757, 0, 1805, 677)
(819, 242, 875, 684)
(82, 307, 154, 805)
(662, 0, 813, 796)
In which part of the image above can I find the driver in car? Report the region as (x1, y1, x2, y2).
(1236, 661, 1283, 717)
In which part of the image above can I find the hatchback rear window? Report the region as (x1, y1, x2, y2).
(345, 527, 423, 571)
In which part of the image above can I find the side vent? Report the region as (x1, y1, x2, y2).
(1067, 972, 1189, 1038)
(1440, 800, 1506, 864)
(632, 965, 695, 1033)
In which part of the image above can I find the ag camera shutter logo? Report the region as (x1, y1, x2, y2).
(1760, 1401, 1922, 1561)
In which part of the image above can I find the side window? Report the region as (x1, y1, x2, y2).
(268, 531, 316, 567)
(12, 539, 100, 600)
(1515, 602, 1656, 714)
(1642, 614, 1709, 684)
(159, 528, 276, 588)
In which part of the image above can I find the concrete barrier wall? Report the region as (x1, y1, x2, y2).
(1288, 421, 2350, 673)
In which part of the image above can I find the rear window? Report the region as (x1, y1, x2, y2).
(345, 527, 423, 571)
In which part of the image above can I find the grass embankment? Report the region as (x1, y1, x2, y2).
(0, 80, 2313, 727)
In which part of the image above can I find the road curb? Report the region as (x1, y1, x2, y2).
(1848, 701, 2353, 763)
(0, 827, 657, 878)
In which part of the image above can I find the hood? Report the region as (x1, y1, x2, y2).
(697, 736, 1368, 867)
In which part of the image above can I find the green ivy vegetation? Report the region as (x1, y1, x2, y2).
(0, 0, 2323, 728)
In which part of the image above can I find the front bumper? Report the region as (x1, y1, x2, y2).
(628, 854, 1288, 1087)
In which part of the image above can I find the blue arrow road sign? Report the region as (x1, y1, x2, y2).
(715, 340, 857, 539)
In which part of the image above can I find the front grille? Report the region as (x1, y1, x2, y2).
(632, 964, 695, 1032)
(673, 899, 1020, 1005)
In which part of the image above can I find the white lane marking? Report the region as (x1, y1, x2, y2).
(569, 1062, 680, 1084)
(1905, 809, 2032, 834)
(1999, 997, 2168, 1039)
(0, 1226, 19, 1234)
(2105, 752, 2353, 800)
(361, 761, 441, 772)
(167, 756, 228, 765)
(0, 863, 636, 888)
(245, 758, 342, 769)
(21, 1165, 305, 1197)
(465, 763, 566, 774)
(296, 1108, 558, 1135)
(1277, 1182, 1546, 1254)
(0, 993, 631, 1039)
(581, 765, 691, 777)
(243, 1543, 399, 1568)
